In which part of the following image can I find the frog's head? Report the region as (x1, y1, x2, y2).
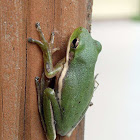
(70, 27, 86, 51)
(68, 27, 101, 59)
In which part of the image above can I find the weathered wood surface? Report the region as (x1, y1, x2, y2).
(0, 0, 93, 139)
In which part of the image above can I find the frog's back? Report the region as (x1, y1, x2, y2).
(57, 28, 102, 136)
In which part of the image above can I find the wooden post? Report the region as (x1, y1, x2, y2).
(0, 0, 93, 140)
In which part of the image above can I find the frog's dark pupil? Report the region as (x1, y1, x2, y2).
(72, 39, 78, 48)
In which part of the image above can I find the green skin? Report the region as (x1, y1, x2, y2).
(28, 23, 102, 140)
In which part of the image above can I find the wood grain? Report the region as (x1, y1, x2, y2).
(0, 0, 93, 139)
(0, 0, 27, 139)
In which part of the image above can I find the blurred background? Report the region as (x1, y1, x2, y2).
(85, 0, 140, 140)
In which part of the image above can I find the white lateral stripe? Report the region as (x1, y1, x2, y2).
(57, 40, 71, 103)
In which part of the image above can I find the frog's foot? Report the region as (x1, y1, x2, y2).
(28, 23, 59, 54)
(28, 23, 64, 79)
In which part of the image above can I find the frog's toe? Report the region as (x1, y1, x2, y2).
(28, 37, 34, 43)
(51, 32, 55, 36)
(35, 22, 40, 28)
(50, 31, 55, 45)
(35, 77, 40, 82)
(52, 48, 60, 53)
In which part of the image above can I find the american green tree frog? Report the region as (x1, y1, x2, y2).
(28, 23, 102, 140)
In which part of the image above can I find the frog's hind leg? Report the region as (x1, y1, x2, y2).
(43, 88, 57, 140)
(35, 76, 47, 137)
(35, 73, 56, 140)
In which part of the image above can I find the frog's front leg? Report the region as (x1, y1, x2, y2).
(28, 23, 65, 79)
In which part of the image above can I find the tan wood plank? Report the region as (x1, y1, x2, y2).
(0, 0, 93, 139)
(0, 0, 27, 139)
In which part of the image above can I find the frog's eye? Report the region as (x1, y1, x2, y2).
(71, 38, 79, 49)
